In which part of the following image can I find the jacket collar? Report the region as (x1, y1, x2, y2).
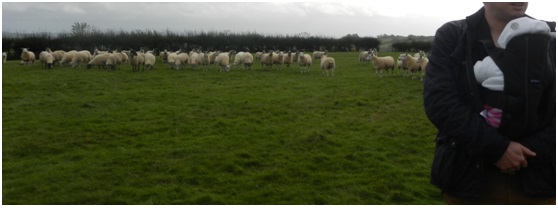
(466, 7, 486, 30)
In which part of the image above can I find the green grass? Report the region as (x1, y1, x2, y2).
(2, 52, 442, 204)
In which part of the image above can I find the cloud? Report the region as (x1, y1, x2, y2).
(61, 4, 87, 14)
(3, 1, 552, 38)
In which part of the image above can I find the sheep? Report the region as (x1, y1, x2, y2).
(320, 55, 336, 76)
(254, 52, 263, 61)
(87, 53, 110, 69)
(416, 55, 429, 81)
(413, 50, 426, 59)
(228, 50, 237, 63)
(232, 51, 245, 68)
(129, 50, 145, 72)
(59, 50, 77, 66)
(240, 52, 254, 70)
(271, 51, 283, 70)
(189, 51, 200, 69)
(159, 49, 169, 63)
(20, 48, 36, 65)
(93, 48, 107, 56)
(312, 50, 327, 60)
(282, 51, 293, 68)
(401, 53, 421, 79)
(232, 52, 254, 70)
(370, 53, 395, 78)
(121, 50, 131, 59)
(105, 52, 120, 70)
(396, 54, 407, 75)
(51, 50, 65, 65)
(119, 50, 129, 64)
(198, 51, 210, 70)
(359, 49, 373, 64)
(260, 51, 273, 71)
(70, 50, 92, 68)
(215, 52, 231, 72)
(291, 51, 299, 63)
(144, 52, 156, 70)
(105, 50, 126, 70)
(173, 53, 189, 70)
(298, 52, 312, 74)
(167, 52, 178, 69)
(39, 51, 54, 69)
(208, 51, 219, 65)
(3, 52, 7, 63)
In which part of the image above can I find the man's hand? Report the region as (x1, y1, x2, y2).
(494, 141, 536, 174)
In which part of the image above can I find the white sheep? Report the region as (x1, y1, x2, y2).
(144, 52, 156, 70)
(70, 50, 92, 68)
(312, 50, 327, 60)
(401, 53, 421, 79)
(207, 51, 219, 65)
(359, 49, 373, 64)
(50, 50, 65, 65)
(320, 55, 336, 76)
(159, 49, 169, 63)
(271, 51, 283, 70)
(189, 51, 200, 69)
(174, 53, 189, 70)
(167, 52, 178, 68)
(291, 51, 299, 63)
(298, 52, 312, 74)
(282, 51, 293, 68)
(233, 52, 254, 70)
(105, 50, 126, 70)
(416, 55, 429, 81)
(228, 50, 237, 63)
(241, 53, 254, 70)
(105, 53, 120, 70)
(370, 53, 395, 78)
(87, 53, 110, 69)
(198, 51, 210, 70)
(215, 52, 231, 72)
(397, 53, 405, 71)
(59, 50, 77, 66)
(129, 50, 145, 72)
(254, 52, 263, 61)
(119, 50, 129, 64)
(20, 48, 36, 65)
(39, 51, 54, 69)
(3, 52, 7, 63)
(260, 51, 273, 71)
(232, 51, 245, 68)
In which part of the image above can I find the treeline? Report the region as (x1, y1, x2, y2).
(376, 34, 433, 53)
(391, 40, 432, 52)
(2, 29, 382, 60)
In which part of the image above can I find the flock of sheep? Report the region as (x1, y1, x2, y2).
(359, 49, 429, 81)
(8, 48, 338, 76)
(5, 47, 427, 79)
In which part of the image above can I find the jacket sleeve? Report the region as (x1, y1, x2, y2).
(423, 21, 509, 163)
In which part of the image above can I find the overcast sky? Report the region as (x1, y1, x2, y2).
(1, 1, 556, 38)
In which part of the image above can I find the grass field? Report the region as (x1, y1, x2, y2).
(2, 52, 442, 205)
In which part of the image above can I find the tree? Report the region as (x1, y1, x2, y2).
(71, 22, 91, 36)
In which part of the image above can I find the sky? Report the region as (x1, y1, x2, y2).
(1, 1, 556, 38)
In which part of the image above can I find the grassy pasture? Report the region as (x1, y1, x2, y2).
(2, 52, 442, 204)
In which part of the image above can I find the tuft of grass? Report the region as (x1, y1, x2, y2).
(2, 52, 441, 204)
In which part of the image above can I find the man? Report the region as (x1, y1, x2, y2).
(424, 2, 555, 204)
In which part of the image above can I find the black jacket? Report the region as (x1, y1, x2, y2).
(424, 7, 556, 198)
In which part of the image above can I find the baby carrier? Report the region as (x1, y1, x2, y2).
(479, 23, 555, 140)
